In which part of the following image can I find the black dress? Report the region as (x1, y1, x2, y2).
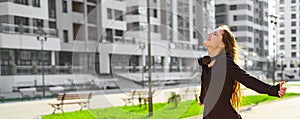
(199, 54, 280, 119)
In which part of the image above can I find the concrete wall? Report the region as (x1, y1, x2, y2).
(0, 74, 97, 93)
(0, 33, 61, 51)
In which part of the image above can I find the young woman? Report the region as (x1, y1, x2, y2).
(198, 25, 287, 119)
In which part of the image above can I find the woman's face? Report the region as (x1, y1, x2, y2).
(204, 29, 225, 50)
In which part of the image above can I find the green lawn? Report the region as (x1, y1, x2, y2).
(42, 93, 300, 119)
(284, 84, 300, 86)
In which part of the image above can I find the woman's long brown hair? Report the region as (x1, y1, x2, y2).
(219, 25, 242, 109)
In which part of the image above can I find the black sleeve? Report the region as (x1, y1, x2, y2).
(227, 58, 280, 97)
(199, 67, 206, 104)
(199, 79, 206, 104)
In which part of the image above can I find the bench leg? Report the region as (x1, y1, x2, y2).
(79, 102, 89, 111)
(51, 104, 64, 114)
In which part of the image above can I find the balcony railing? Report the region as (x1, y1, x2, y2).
(102, 36, 205, 51)
(0, 23, 58, 37)
(0, 65, 85, 75)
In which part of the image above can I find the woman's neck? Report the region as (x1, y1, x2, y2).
(207, 48, 223, 68)
(208, 48, 223, 57)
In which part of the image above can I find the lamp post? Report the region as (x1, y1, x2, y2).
(242, 51, 250, 70)
(269, 14, 278, 85)
(37, 27, 47, 97)
(147, 0, 153, 116)
(139, 42, 145, 88)
(280, 52, 285, 81)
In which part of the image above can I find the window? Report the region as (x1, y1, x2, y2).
(292, 0, 296, 3)
(63, 30, 68, 43)
(153, 9, 157, 18)
(233, 15, 237, 21)
(280, 23, 284, 27)
(153, 25, 158, 33)
(292, 44, 297, 49)
(280, 45, 285, 50)
(280, 30, 285, 35)
(230, 5, 237, 10)
(291, 6, 297, 11)
(292, 37, 296, 42)
(14, 16, 29, 26)
(291, 14, 296, 19)
(292, 52, 297, 57)
(279, 7, 284, 12)
(62, 0, 68, 13)
(33, 19, 43, 27)
(280, 38, 285, 42)
(193, 5, 195, 13)
(215, 4, 226, 13)
(115, 10, 123, 21)
(14, 0, 28, 5)
(292, 21, 296, 26)
(105, 28, 113, 42)
(32, 0, 40, 7)
(280, 0, 284, 4)
(115, 30, 123, 36)
(107, 8, 113, 19)
(49, 21, 56, 28)
(292, 29, 296, 34)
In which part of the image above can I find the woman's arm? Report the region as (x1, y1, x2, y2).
(199, 80, 205, 105)
(227, 58, 286, 97)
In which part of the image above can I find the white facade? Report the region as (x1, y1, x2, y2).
(215, 0, 269, 73)
(0, 0, 212, 93)
(276, 0, 300, 80)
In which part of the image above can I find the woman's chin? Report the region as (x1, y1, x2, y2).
(204, 41, 209, 48)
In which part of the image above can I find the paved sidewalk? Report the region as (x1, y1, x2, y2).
(240, 96, 300, 119)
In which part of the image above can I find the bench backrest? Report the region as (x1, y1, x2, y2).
(57, 92, 93, 102)
(20, 88, 36, 96)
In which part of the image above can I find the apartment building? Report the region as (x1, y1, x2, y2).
(0, 0, 213, 93)
(276, 0, 300, 80)
(215, 0, 269, 77)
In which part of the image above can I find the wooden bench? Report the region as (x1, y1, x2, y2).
(48, 92, 93, 114)
(19, 88, 41, 100)
(121, 89, 155, 106)
(121, 90, 136, 106)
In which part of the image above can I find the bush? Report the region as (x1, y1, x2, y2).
(50, 65, 57, 74)
(32, 65, 38, 74)
(168, 92, 181, 108)
(11, 64, 17, 75)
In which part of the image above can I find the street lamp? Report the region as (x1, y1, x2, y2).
(139, 42, 145, 88)
(269, 14, 278, 85)
(37, 26, 47, 97)
(243, 52, 248, 70)
(280, 52, 285, 81)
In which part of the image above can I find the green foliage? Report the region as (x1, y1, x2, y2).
(32, 65, 38, 74)
(42, 93, 300, 119)
(11, 64, 17, 75)
(68, 65, 73, 74)
(168, 92, 181, 108)
(50, 65, 57, 74)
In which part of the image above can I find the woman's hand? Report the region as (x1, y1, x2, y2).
(278, 81, 287, 98)
(198, 102, 203, 106)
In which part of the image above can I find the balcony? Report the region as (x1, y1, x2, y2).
(0, 65, 85, 75)
(0, 23, 57, 37)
